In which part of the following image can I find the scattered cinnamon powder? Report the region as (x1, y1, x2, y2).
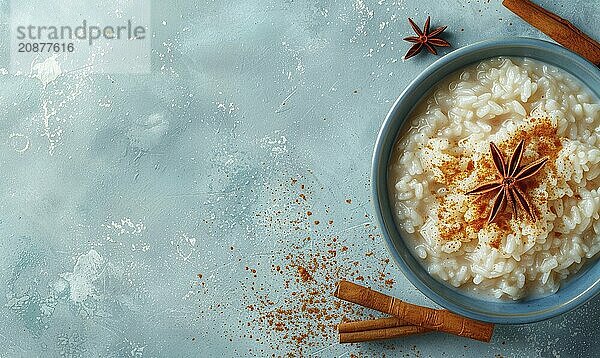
(438, 156, 471, 186)
(489, 238, 501, 249)
(238, 175, 400, 355)
(434, 114, 561, 248)
(297, 266, 313, 282)
(466, 160, 474, 171)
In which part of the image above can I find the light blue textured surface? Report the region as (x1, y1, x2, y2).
(0, 0, 598, 357)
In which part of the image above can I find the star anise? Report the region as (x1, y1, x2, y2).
(466, 140, 549, 224)
(403, 16, 451, 60)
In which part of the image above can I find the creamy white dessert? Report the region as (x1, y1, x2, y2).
(389, 57, 600, 299)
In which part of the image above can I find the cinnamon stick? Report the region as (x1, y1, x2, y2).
(340, 325, 430, 343)
(503, 0, 600, 65)
(334, 280, 494, 342)
(338, 317, 431, 343)
(338, 317, 413, 333)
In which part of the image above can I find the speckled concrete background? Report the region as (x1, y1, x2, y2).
(0, 0, 598, 357)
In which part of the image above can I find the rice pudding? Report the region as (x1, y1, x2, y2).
(389, 57, 600, 300)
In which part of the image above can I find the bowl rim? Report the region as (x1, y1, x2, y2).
(372, 37, 600, 324)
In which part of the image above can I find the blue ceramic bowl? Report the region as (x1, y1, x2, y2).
(372, 38, 600, 324)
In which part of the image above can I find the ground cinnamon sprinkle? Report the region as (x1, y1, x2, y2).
(438, 156, 470, 186)
(489, 237, 501, 249)
(297, 266, 313, 282)
(466, 160, 474, 171)
(435, 115, 562, 248)
(237, 175, 400, 355)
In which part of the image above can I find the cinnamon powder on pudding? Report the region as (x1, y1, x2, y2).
(435, 115, 562, 246)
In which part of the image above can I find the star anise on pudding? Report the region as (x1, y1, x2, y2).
(466, 140, 549, 224)
(403, 16, 451, 60)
